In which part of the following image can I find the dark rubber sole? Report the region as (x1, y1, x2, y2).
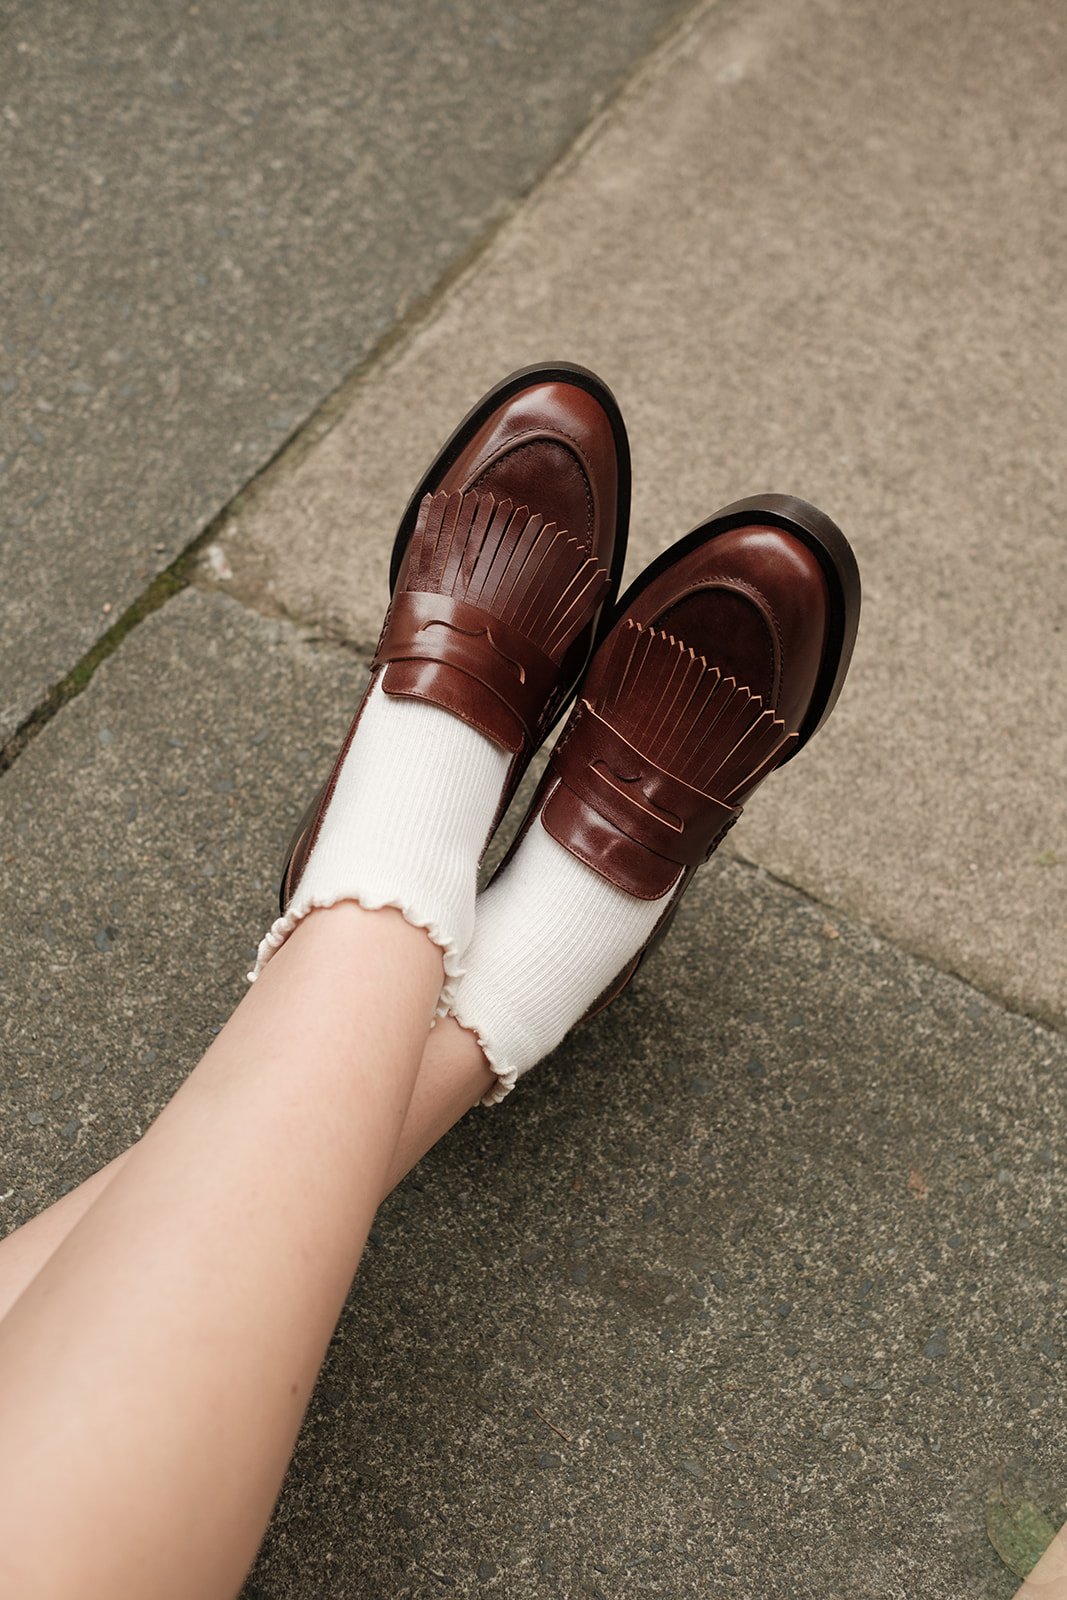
(610, 493, 861, 758)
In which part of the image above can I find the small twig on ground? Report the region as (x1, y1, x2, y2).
(414, 1560, 455, 1588)
(532, 1406, 572, 1443)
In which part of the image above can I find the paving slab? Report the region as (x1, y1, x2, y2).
(0, 0, 695, 746)
(2, 589, 1065, 1598)
(210, 0, 1067, 1030)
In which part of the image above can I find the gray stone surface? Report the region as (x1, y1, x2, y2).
(2, 590, 1064, 1597)
(0, 591, 363, 1210)
(0, 0, 695, 745)
(211, 0, 1067, 1029)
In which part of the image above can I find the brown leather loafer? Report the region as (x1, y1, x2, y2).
(278, 362, 631, 913)
(501, 493, 860, 1010)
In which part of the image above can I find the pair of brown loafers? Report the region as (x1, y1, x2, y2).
(281, 363, 860, 1014)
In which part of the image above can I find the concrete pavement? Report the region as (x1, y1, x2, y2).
(0, 0, 693, 746)
(210, 0, 1067, 1028)
(2, 590, 1064, 1599)
(2, 0, 1066, 1594)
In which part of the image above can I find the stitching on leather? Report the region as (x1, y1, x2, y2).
(470, 432, 595, 544)
(544, 426, 597, 540)
(553, 716, 579, 757)
(655, 574, 782, 708)
(466, 421, 596, 477)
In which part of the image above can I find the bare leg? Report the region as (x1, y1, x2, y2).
(0, 1015, 493, 1322)
(0, 1153, 131, 1318)
(0, 902, 476, 1600)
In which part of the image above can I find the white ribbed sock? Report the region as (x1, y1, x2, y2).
(251, 678, 510, 980)
(445, 816, 674, 1103)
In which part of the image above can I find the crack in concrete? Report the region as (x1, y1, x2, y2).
(0, 0, 712, 779)
(7, 0, 1057, 1044)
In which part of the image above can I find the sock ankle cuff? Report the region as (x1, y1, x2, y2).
(252, 886, 469, 985)
(250, 678, 511, 983)
(438, 981, 525, 1104)
(442, 819, 676, 1105)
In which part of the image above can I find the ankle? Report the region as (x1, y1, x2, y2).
(443, 819, 673, 1103)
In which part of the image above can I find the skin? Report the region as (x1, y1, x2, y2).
(0, 903, 494, 1600)
(4, 910, 1056, 1598)
(0, 988, 494, 1324)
